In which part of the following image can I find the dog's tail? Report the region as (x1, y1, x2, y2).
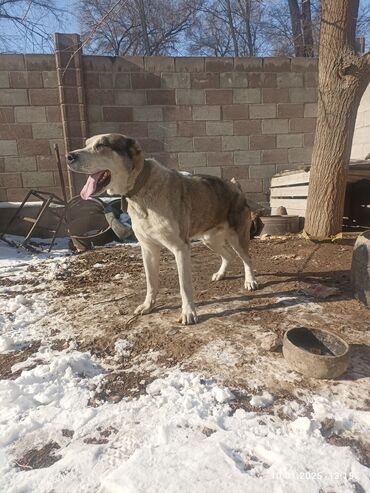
(230, 177, 264, 239)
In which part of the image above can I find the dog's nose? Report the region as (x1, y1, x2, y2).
(67, 152, 77, 163)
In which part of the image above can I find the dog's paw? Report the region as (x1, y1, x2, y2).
(245, 279, 258, 291)
(178, 305, 198, 325)
(134, 301, 154, 315)
(212, 271, 225, 282)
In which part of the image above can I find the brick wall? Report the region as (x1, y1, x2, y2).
(351, 83, 370, 160)
(0, 44, 319, 204)
(0, 53, 65, 202)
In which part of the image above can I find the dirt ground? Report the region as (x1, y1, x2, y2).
(2, 234, 370, 467)
(49, 235, 370, 393)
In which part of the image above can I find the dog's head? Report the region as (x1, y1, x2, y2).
(67, 134, 143, 199)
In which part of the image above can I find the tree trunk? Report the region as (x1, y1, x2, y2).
(136, 0, 151, 55)
(225, 0, 239, 57)
(304, 0, 370, 238)
(301, 0, 314, 56)
(288, 0, 304, 57)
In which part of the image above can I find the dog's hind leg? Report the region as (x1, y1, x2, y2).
(171, 244, 198, 325)
(228, 225, 258, 292)
(134, 241, 161, 315)
(203, 232, 234, 282)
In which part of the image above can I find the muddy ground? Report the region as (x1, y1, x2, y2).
(47, 235, 369, 395)
(1, 234, 370, 467)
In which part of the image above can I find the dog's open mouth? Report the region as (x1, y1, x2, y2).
(80, 170, 111, 200)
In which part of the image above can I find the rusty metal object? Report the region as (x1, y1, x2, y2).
(283, 327, 349, 379)
(67, 197, 114, 252)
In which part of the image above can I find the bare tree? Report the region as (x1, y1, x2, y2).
(265, 0, 318, 56)
(0, 0, 64, 52)
(80, 0, 201, 56)
(304, 0, 370, 238)
(188, 0, 266, 56)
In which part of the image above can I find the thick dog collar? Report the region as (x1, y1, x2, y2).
(124, 160, 151, 199)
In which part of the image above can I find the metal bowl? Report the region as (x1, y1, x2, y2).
(283, 327, 350, 379)
(67, 196, 114, 251)
(260, 215, 300, 235)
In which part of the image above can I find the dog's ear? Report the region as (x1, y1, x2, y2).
(125, 138, 142, 160)
(103, 134, 142, 160)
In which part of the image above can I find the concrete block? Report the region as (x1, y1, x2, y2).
(164, 137, 193, 152)
(289, 87, 317, 103)
(0, 140, 17, 155)
(249, 104, 276, 119)
(193, 105, 220, 120)
(178, 152, 206, 167)
(22, 171, 54, 187)
(133, 106, 163, 121)
(262, 119, 289, 134)
(206, 121, 233, 135)
(234, 150, 261, 165)
(233, 88, 261, 104)
(194, 137, 221, 151)
(194, 165, 221, 177)
(115, 91, 146, 105)
(161, 73, 190, 88)
(222, 136, 249, 151)
(5, 156, 36, 172)
(250, 135, 276, 150)
(277, 134, 303, 148)
(176, 89, 204, 105)
(0, 89, 28, 106)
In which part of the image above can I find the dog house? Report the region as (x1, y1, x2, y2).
(269, 160, 370, 229)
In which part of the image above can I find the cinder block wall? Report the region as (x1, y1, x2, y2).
(0, 54, 65, 202)
(351, 83, 370, 160)
(0, 50, 318, 204)
(84, 56, 317, 205)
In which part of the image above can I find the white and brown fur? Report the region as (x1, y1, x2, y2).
(67, 134, 258, 325)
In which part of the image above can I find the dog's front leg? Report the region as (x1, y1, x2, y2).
(173, 245, 198, 325)
(134, 242, 160, 316)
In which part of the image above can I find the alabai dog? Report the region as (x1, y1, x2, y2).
(67, 134, 258, 325)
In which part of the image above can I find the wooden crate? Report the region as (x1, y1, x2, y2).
(270, 161, 370, 217)
(270, 169, 310, 216)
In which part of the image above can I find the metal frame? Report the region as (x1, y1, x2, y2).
(0, 144, 69, 253)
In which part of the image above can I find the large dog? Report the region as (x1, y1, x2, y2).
(67, 133, 258, 324)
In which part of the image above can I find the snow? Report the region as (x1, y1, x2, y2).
(0, 239, 370, 493)
(114, 339, 133, 359)
(250, 391, 274, 408)
(0, 335, 14, 352)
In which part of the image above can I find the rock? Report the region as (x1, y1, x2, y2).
(351, 230, 370, 307)
(260, 332, 281, 352)
(276, 206, 287, 215)
(302, 283, 340, 299)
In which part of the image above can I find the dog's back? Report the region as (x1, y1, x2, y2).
(179, 173, 251, 238)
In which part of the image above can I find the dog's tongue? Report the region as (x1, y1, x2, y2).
(80, 171, 104, 200)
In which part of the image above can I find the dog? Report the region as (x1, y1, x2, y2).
(67, 133, 258, 325)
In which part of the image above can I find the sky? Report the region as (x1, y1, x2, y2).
(55, 0, 80, 34)
(0, 0, 80, 53)
(1, 0, 370, 55)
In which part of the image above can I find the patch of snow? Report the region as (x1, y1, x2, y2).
(0, 236, 70, 270)
(250, 391, 274, 408)
(290, 416, 321, 437)
(114, 339, 133, 359)
(0, 335, 14, 353)
(1, 241, 370, 493)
